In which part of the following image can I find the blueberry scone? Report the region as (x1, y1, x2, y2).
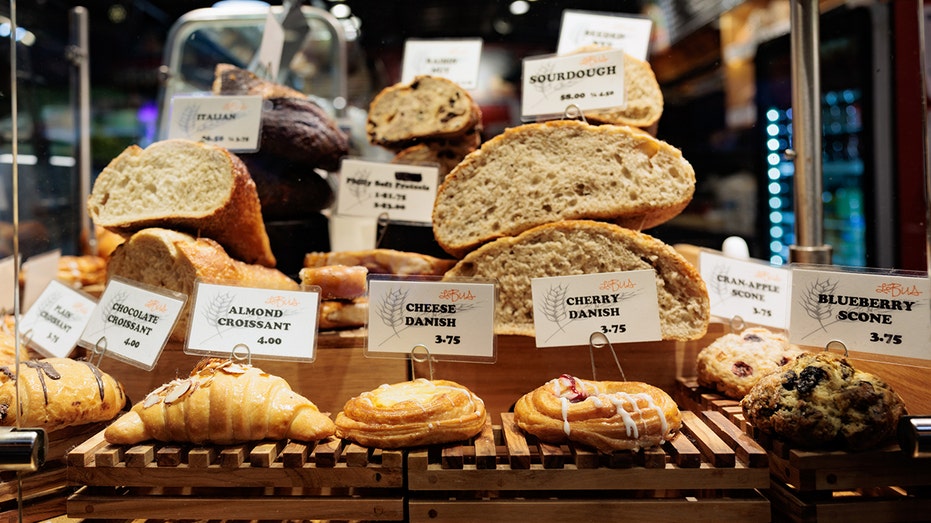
(740, 352, 907, 451)
(696, 327, 804, 399)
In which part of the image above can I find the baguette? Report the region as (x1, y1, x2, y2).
(104, 358, 336, 445)
(106, 228, 298, 342)
(0, 358, 127, 432)
(88, 139, 276, 267)
(432, 120, 695, 258)
(442, 220, 709, 340)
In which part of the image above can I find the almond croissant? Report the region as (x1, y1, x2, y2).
(104, 358, 335, 445)
(0, 357, 127, 432)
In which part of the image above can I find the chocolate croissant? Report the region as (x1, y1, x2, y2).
(104, 358, 335, 445)
(335, 378, 487, 448)
(0, 357, 127, 432)
(514, 374, 681, 452)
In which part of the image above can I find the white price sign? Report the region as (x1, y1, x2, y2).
(79, 278, 187, 370)
(336, 158, 441, 225)
(167, 95, 263, 152)
(186, 281, 320, 362)
(557, 10, 653, 60)
(531, 270, 661, 348)
(402, 38, 483, 89)
(366, 277, 496, 362)
(521, 49, 626, 120)
(700, 250, 790, 329)
(789, 266, 931, 360)
(19, 279, 96, 358)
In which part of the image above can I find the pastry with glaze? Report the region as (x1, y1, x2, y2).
(514, 374, 681, 452)
(335, 378, 487, 448)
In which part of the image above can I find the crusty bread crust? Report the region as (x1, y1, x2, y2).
(88, 139, 276, 267)
(432, 120, 695, 258)
(106, 228, 298, 342)
(366, 75, 482, 148)
(442, 220, 709, 341)
(583, 53, 664, 130)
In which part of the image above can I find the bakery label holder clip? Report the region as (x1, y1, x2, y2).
(409, 344, 436, 381)
(587, 331, 627, 382)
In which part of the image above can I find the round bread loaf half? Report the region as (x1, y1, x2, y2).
(442, 220, 709, 341)
(432, 120, 695, 258)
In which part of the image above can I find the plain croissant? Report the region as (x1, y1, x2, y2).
(0, 357, 127, 432)
(104, 358, 336, 445)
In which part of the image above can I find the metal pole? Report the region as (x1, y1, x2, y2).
(68, 7, 93, 256)
(788, 0, 832, 265)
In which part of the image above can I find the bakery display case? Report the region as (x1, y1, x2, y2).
(1, 1, 930, 522)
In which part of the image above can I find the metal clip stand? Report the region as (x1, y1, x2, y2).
(787, 0, 832, 265)
(729, 316, 746, 334)
(230, 343, 253, 365)
(824, 339, 848, 358)
(88, 336, 109, 367)
(409, 344, 435, 381)
(588, 332, 626, 382)
(375, 212, 390, 249)
(563, 104, 588, 123)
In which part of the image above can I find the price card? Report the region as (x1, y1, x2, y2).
(79, 277, 187, 371)
(557, 10, 653, 61)
(789, 266, 931, 360)
(401, 38, 483, 89)
(0, 255, 14, 312)
(253, 7, 286, 80)
(699, 250, 789, 329)
(336, 158, 441, 225)
(521, 48, 626, 120)
(167, 95, 263, 152)
(18, 279, 96, 358)
(531, 270, 661, 348)
(185, 281, 320, 362)
(366, 277, 496, 362)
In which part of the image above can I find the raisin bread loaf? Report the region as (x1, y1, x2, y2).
(442, 220, 709, 340)
(432, 120, 695, 258)
(107, 228, 298, 342)
(88, 139, 276, 267)
(367, 75, 482, 149)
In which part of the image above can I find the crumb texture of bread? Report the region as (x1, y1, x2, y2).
(432, 120, 695, 258)
(443, 220, 709, 341)
(87, 139, 276, 267)
(367, 75, 481, 148)
(583, 53, 664, 129)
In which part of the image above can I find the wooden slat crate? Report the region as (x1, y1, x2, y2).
(675, 376, 931, 523)
(0, 422, 110, 523)
(407, 412, 771, 523)
(64, 430, 405, 521)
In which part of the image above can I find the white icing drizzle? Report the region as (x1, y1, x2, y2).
(589, 396, 604, 408)
(560, 396, 571, 436)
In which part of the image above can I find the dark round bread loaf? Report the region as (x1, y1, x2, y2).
(238, 151, 335, 219)
(258, 97, 349, 172)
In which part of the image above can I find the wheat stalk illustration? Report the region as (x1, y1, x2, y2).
(203, 292, 235, 338)
(176, 105, 199, 134)
(377, 287, 408, 345)
(709, 263, 731, 300)
(800, 277, 838, 338)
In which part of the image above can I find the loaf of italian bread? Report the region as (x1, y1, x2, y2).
(432, 120, 695, 258)
(443, 220, 709, 341)
(367, 75, 482, 149)
(107, 228, 298, 342)
(88, 139, 276, 267)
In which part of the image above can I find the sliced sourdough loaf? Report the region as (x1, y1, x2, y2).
(432, 120, 695, 258)
(367, 75, 482, 148)
(87, 139, 276, 267)
(583, 53, 664, 131)
(442, 220, 709, 341)
(106, 228, 298, 342)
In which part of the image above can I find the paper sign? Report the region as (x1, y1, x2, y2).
(521, 49, 626, 120)
(531, 270, 661, 347)
(557, 10, 653, 60)
(253, 9, 285, 80)
(402, 38, 483, 89)
(789, 266, 931, 360)
(366, 277, 496, 362)
(79, 277, 187, 370)
(18, 279, 96, 358)
(186, 281, 320, 362)
(336, 158, 440, 225)
(167, 95, 263, 151)
(700, 250, 790, 329)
